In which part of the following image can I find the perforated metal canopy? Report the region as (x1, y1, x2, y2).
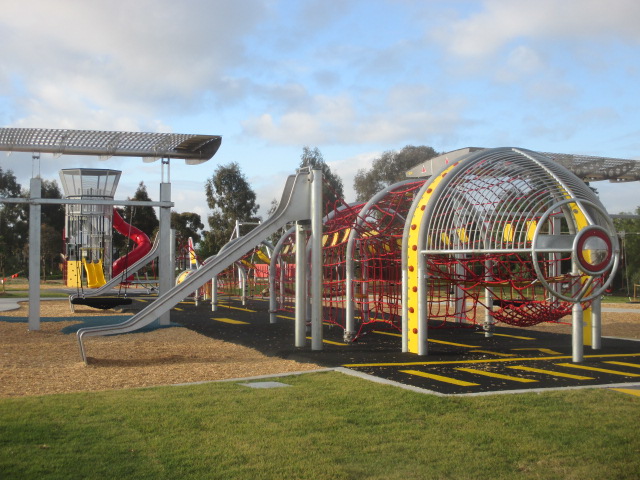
(406, 147, 640, 182)
(0, 128, 221, 164)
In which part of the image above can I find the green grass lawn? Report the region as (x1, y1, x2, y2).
(0, 371, 638, 479)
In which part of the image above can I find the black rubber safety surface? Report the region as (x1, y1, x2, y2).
(167, 297, 640, 395)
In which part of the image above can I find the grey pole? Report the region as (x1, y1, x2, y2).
(591, 295, 602, 350)
(269, 225, 294, 324)
(158, 182, 172, 326)
(310, 169, 323, 351)
(28, 177, 42, 331)
(484, 258, 494, 338)
(572, 302, 584, 362)
(169, 228, 176, 289)
(295, 222, 308, 347)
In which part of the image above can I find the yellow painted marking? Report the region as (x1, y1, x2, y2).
(610, 388, 640, 397)
(456, 367, 537, 383)
(138, 298, 148, 303)
(470, 350, 517, 357)
(503, 223, 514, 242)
(555, 363, 640, 377)
(456, 227, 468, 243)
(373, 331, 401, 338)
(406, 162, 459, 353)
(604, 361, 640, 369)
(474, 332, 536, 340)
(429, 339, 479, 348)
(213, 317, 249, 325)
(218, 304, 256, 312)
(174, 307, 183, 312)
(507, 366, 593, 380)
(341, 352, 640, 368)
(277, 315, 295, 320)
(306, 337, 347, 346)
(400, 369, 479, 387)
(512, 348, 562, 355)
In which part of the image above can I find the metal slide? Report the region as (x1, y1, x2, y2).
(77, 169, 313, 362)
(68, 233, 161, 309)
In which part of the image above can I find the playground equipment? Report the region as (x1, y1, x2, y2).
(76, 168, 324, 362)
(403, 147, 619, 361)
(111, 208, 152, 279)
(263, 148, 619, 362)
(59, 168, 153, 290)
(59, 168, 121, 288)
(0, 126, 630, 364)
(67, 145, 616, 364)
(68, 232, 160, 310)
(0, 127, 222, 330)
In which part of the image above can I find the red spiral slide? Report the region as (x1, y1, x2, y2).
(112, 208, 152, 278)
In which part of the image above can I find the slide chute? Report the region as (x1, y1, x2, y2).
(112, 209, 152, 278)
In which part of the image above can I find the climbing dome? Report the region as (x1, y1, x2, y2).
(404, 147, 619, 354)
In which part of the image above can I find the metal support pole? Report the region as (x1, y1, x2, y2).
(310, 169, 323, 351)
(295, 222, 308, 347)
(211, 275, 218, 311)
(591, 295, 602, 350)
(158, 182, 171, 326)
(484, 258, 494, 338)
(572, 302, 584, 362)
(169, 228, 176, 290)
(28, 177, 42, 331)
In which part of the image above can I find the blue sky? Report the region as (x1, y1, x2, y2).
(1, 0, 639, 223)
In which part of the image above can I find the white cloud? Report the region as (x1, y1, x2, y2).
(0, 0, 267, 129)
(242, 87, 469, 146)
(326, 151, 381, 203)
(434, 0, 640, 59)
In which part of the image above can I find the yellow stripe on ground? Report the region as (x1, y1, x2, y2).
(456, 367, 537, 383)
(555, 363, 640, 377)
(373, 331, 402, 338)
(429, 339, 479, 348)
(218, 304, 257, 312)
(305, 337, 348, 346)
(173, 307, 183, 311)
(610, 388, 640, 397)
(470, 350, 517, 357)
(512, 348, 563, 355)
(342, 352, 640, 368)
(604, 361, 640, 369)
(400, 369, 479, 387)
(213, 317, 250, 325)
(474, 332, 536, 340)
(277, 315, 295, 320)
(506, 365, 593, 380)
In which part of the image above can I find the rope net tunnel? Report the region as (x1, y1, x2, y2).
(213, 149, 617, 352)
(405, 147, 618, 353)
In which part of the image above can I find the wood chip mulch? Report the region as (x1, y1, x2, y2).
(0, 301, 323, 398)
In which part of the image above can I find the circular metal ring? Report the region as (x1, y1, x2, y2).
(531, 198, 619, 303)
(574, 225, 613, 275)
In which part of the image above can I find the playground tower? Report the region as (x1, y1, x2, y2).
(59, 168, 121, 288)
